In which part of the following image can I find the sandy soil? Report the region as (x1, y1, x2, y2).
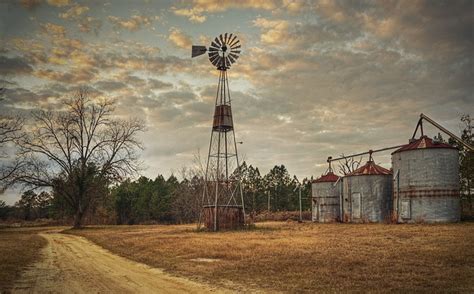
(12, 231, 229, 293)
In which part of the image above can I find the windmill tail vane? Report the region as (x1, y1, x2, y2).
(191, 45, 207, 58)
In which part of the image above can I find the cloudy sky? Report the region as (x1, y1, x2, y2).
(1, 0, 473, 203)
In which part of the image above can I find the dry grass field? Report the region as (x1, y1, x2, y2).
(0, 227, 48, 291)
(70, 221, 474, 293)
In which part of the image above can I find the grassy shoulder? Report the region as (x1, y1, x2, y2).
(0, 227, 48, 292)
(69, 221, 474, 293)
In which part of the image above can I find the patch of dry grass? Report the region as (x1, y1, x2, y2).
(70, 222, 474, 293)
(0, 227, 48, 292)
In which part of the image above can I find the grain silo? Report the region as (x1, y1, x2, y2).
(392, 135, 460, 223)
(342, 155, 392, 223)
(312, 171, 341, 222)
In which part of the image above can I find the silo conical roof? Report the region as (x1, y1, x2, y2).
(313, 171, 340, 183)
(392, 135, 457, 154)
(346, 161, 391, 176)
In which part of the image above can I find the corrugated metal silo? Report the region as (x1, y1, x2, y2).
(392, 136, 460, 223)
(342, 158, 392, 223)
(312, 172, 341, 222)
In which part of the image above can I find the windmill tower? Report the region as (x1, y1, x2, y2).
(192, 33, 245, 231)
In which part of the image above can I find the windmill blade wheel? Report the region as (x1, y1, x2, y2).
(207, 33, 241, 69)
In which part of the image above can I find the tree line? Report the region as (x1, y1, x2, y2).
(0, 163, 312, 225)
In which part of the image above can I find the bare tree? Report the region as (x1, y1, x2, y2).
(170, 166, 203, 223)
(15, 89, 145, 228)
(337, 154, 362, 175)
(0, 114, 24, 192)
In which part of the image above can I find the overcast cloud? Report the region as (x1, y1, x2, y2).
(1, 0, 473, 204)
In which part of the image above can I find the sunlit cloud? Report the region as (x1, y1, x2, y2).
(40, 22, 66, 37)
(172, 0, 279, 23)
(253, 18, 290, 45)
(47, 0, 70, 7)
(191, 0, 278, 12)
(108, 15, 154, 32)
(77, 17, 102, 34)
(171, 7, 207, 23)
(168, 28, 193, 49)
(59, 3, 89, 20)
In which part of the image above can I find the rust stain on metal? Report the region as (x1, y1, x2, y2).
(398, 189, 460, 198)
(212, 105, 233, 131)
(312, 172, 339, 183)
(347, 160, 391, 176)
(392, 135, 457, 154)
(419, 138, 427, 148)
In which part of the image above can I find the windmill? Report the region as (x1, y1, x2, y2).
(192, 33, 245, 231)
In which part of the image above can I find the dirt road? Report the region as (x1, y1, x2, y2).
(13, 231, 227, 293)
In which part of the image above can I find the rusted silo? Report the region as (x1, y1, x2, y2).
(392, 136, 460, 223)
(342, 156, 392, 223)
(312, 172, 341, 222)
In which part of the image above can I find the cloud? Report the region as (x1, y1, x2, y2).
(47, 0, 70, 7)
(160, 90, 197, 105)
(253, 16, 359, 49)
(6, 34, 186, 89)
(228, 1, 472, 177)
(168, 28, 192, 49)
(172, 8, 207, 23)
(59, 4, 89, 20)
(191, 0, 278, 12)
(316, 0, 348, 23)
(4, 0, 473, 183)
(55, 3, 101, 34)
(19, 0, 40, 10)
(171, 0, 278, 23)
(6, 39, 47, 65)
(34, 68, 96, 83)
(0, 56, 34, 75)
(253, 18, 290, 45)
(40, 22, 66, 37)
(78, 17, 102, 34)
(23, 32, 93, 68)
(1, 86, 40, 108)
(311, 1, 473, 60)
(148, 79, 173, 90)
(94, 80, 128, 92)
(124, 75, 147, 88)
(282, 0, 306, 13)
(108, 15, 153, 31)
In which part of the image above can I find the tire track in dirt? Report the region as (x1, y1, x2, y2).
(13, 231, 229, 293)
